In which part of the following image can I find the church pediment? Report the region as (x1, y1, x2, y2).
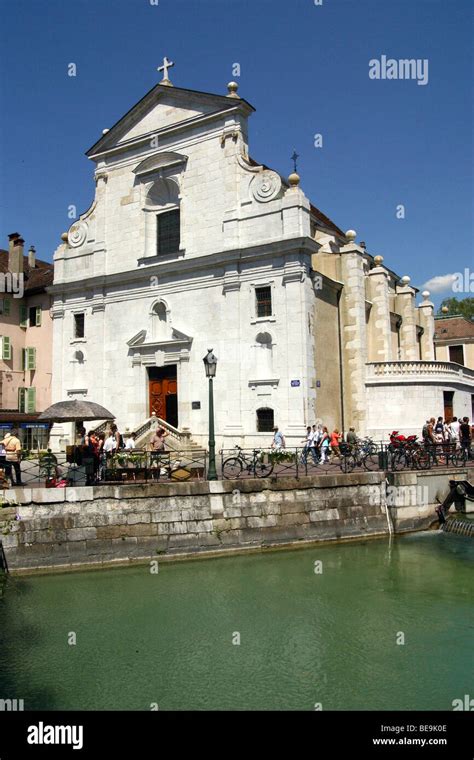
(86, 84, 254, 158)
(127, 326, 193, 349)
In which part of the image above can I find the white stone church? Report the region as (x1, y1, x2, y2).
(50, 63, 474, 450)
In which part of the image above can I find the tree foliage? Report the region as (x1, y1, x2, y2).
(438, 297, 474, 320)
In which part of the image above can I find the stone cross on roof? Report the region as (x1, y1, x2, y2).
(157, 56, 175, 86)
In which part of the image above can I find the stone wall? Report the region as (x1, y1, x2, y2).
(1, 473, 392, 572)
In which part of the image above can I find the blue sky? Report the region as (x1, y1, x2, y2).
(0, 0, 472, 306)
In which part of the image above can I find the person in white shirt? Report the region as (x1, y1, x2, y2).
(125, 433, 137, 450)
(448, 417, 460, 443)
(103, 433, 116, 454)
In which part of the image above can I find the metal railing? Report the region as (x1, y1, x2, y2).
(0, 440, 471, 488)
(219, 441, 474, 479)
(0, 447, 208, 488)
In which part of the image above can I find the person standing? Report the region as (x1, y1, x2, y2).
(330, 428, 342, 459)
(1, 428, 23, 486)
(271, 427, 285, 451)
(346, 427, 357, 447)
(448, 416, 460, 444)
(459, 417, 472, 458)
(125, 432, 137, 450)
(320, 426, 330, 463)
(301, 426, 317, 465)
(434, 416, 444, 442)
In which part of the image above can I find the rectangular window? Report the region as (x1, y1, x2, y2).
(19, 304, 28, 327)
(0, 298, 11, 316)
(74, 313, 85, 339)
(22, 347, 36, 371)
(18, 387, 26, 413)
(255, 286, 272, 318)
(257, 407, 274, 432)
(29, 306, 42, 326)
(157, 210, 180, 256)
(449, 345, 464, 365)
(2, 336, 11, 361)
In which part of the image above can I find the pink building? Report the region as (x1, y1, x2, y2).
(0, 233, 53, 449)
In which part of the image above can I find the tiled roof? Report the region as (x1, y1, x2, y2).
(434, 315, 474, 340)
(0, 250, 53, 293)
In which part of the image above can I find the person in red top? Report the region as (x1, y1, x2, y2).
(330, 428, 342, 459)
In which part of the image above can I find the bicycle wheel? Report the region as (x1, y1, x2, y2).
(362, 453, 379, 471)
(254, 459, 274, 478)
(340, 454, 355, 473)
(453, 452, 467, 467)
(390, 450, 404, 471)
(222, 457, 243, 479)
(414, 449, 431, 470)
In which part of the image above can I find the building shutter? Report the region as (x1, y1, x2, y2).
(4, 299, 10, 316)
(23, 347, 36, 370)
(26, 387, 36, 413)
(35, 306, 42, 326)
(2, 336, 12, 361)
(19, 304, 28, 327)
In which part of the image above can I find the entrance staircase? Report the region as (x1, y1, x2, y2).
(93, 414, 204, 454)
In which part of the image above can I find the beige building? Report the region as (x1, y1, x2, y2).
(0, 234, 54, 448)
(434, 315, 474, 369)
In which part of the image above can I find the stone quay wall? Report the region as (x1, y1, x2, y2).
(0, 468, 466, 573)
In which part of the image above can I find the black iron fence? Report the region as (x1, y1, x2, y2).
(219, 441, 474, 479)
(0, 448, 208, 488)
(0, 440, 472, 488)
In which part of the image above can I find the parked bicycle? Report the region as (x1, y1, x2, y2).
(339, 438, 379, 473)
(222, 445, 274, 479)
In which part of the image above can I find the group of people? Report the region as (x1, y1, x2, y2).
(422, 416, 472, 454)
(76, 423, 171, 482)
(271, 424, 350, 464)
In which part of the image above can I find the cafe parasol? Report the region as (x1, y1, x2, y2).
(37, 400, 115, 423)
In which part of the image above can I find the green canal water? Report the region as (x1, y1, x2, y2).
(1, 532, 473, 711)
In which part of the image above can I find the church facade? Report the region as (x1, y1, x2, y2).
(49, 69, 474, 449)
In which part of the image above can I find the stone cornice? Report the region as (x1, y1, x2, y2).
(48, 237, 317, 297)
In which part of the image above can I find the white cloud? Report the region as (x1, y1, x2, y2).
(422, 273, 457, 294)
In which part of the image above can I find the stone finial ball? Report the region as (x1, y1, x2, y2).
(61, 232, 68, 242)
(401, 275, 411, 284)
(422, 290, 430, 299)
(441, 305, 449, 313)
(345, 229, 357, 241)
(227, 81, 239, 95)
(373, 255, 384, 266)
(288, 172, 300, 187)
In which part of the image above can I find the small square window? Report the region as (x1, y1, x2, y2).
(255, 286, 272, 318)
(74, 313, 85, 339)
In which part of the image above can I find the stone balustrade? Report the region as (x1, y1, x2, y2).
(366, 360, 474, 383)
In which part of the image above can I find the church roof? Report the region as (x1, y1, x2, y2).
(86, 83, 255, 157)
(0, 250, 54, 294)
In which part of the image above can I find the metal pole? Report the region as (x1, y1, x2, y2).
(207, 377, 217, 480)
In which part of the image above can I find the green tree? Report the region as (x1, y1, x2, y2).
(438, 297, 474, 320)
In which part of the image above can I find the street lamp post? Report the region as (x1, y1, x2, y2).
(203, 348, 218, 481)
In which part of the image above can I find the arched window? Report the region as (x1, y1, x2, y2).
(144, 177, 181, 257)
(256, 407, 274, 432)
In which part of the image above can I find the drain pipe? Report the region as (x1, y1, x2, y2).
(384, 478, 394, 536)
